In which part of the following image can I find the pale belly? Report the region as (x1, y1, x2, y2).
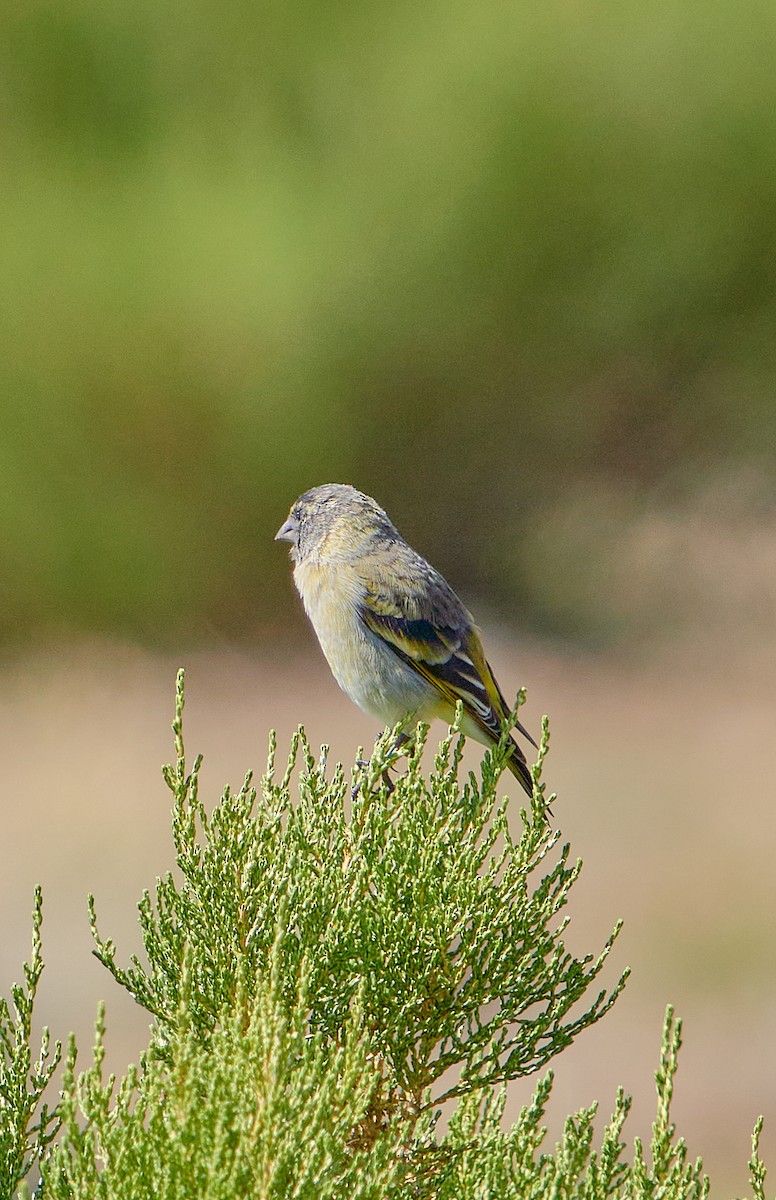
(295, 560, 443, 725)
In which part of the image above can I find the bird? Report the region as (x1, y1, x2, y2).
(275, 484, 537, 795)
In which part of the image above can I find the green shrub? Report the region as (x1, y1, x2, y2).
(1, 673, 768, 1197)
(0, 889, 61, 1200)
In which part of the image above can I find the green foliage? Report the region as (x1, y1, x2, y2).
(1, 673, 770, 1196)
(748, 1118, 768, 1200)
(630, 1006, 708, 1200)
(88, 671, 626, 1118)
(0, 889, 61, 1200)
(45, 956, 408, 1200)
(439, 1009, 709, 1200)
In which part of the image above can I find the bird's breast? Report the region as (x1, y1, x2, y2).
(293, 558, 437, 724)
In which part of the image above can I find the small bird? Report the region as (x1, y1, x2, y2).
(275, 484, 537, 795)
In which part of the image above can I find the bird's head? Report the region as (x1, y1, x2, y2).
(275, 484, 397, 564)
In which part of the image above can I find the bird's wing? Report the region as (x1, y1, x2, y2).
(358, 579, 537, 753)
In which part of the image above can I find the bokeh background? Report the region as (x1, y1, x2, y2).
(2, 0, 775, 1192)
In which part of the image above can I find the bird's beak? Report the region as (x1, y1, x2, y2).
(275, 516, 297, 543)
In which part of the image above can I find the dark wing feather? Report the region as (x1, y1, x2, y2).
(358, 573, 535, 795)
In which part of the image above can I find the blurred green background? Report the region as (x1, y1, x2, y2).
(3, 0, 776, 650)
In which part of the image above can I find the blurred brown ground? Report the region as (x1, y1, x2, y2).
(1, 633, 774, 1196)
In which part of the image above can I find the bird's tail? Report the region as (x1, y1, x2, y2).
(506, 739, 534, 797)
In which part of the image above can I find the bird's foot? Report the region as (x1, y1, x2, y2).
(351, 733, 406, 800)
(351, 759, 397, 800)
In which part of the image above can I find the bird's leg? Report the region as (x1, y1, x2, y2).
(353, 730, 412, 799)
(352, 735, 384, 800)
(378, 730, 412, 794)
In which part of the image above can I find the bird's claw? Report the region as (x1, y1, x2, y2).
(351, 758, 397, 801)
